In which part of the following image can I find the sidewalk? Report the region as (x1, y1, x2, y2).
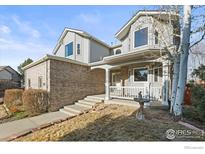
(0, 111, 71, 141)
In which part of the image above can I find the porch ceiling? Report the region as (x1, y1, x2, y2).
(103, 49, 164, 65)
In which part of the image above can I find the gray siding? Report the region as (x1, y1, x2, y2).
(0, 70, 12, 80)
(24, 61, 50, 91)
(90, 40, 110, 63)
(120, 16, 174, 54)
(54, 32, 90, 64)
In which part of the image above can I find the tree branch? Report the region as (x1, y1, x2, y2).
(190, 30, 205, 48)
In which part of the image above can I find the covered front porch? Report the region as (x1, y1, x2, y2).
(91, 50, 171, 105)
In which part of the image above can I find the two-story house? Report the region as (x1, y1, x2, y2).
(23, 10, 179, 111)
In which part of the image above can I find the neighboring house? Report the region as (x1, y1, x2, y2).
(0, 66, 21, 97)
(23, 10, 179, 111)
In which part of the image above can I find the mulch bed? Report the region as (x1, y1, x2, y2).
(15, 104, 205, 141)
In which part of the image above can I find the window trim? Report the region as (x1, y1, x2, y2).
(133, 67, 149, 83)
(133, 27, 149, 49)
(65, 42, 73, 57)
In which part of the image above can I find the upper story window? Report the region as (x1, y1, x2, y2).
(65, 42, 73, 57)
(77, 43, 80, 55)
(110, 50, 114, 56)
(115, 49, 121, 54)
(134, 27, 148, 48)
(155, 30, 159, 44)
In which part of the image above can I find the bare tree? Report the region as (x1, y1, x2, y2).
(150, 5, 205, 117)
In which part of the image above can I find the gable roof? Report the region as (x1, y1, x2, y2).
(53, 28, 111, 54)
(0, 66, 7, 71)
(0, 66, 20, 76)
(115, 10, 179, 40)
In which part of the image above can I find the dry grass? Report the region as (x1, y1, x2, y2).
(15, 104, 205, 141)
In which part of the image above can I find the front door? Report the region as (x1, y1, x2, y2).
(112, 72, 121, 86)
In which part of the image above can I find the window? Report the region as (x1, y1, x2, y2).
(65, 42, 73, 57)
(155, 30, 159, 44)
(110, 50, 114, 56)
(134, 27, 148, 47)
(38, 76, 43, 88)
(133, 68, 148, 82)
(153, 68, 162, 82)
(115, 49, 121, 54)
(154, 68, 158, 82)
(28, 79, 31, 88)
(77, 43, 80, 55)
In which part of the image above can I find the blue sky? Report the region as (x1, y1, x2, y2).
(0, 5, 158, 70)
(0, 5, 204, 71)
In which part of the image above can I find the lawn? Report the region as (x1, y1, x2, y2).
(15, 104, 205, 141)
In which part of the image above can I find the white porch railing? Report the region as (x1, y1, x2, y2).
(109, 86, 162, 101)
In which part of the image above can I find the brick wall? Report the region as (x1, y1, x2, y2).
(49, 59, 105, 111)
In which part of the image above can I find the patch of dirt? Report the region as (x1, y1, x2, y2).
(15, 104, 205, 141)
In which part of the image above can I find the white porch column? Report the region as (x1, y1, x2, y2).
(162, 60, 170, 105)
(105, 68, 110, 100)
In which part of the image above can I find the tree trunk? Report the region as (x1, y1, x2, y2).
(170, 54, 180, 113)
(173, 5, 192, 117)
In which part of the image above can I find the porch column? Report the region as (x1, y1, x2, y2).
(105, 68, 110, 100)
(162, 60, 170, 105)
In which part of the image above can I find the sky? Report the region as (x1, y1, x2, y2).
(0, 5, 158, 71)
(0, 5, 204, 72)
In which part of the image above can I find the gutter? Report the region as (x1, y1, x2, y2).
(22, 54, 89, 70)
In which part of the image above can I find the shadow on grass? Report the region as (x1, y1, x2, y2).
(59, 109, 168, 141)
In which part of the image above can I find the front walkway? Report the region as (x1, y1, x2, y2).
(0, 95, 103, 141)
(0, 111, 71, 141)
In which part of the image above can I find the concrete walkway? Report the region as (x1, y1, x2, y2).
(0, 111, 71, 141)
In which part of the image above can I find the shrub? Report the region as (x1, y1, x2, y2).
(23, 89, 49, 116)
(189, 84, 205, 122)
(4, 89, 24, 113)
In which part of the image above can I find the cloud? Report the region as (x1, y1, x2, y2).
(78, 13, 101, 25)
(0, 38, 51, 54)
(12, 15, 41, 38)
(0, 25, 11, 34)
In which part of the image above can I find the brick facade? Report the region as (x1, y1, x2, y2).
(49, 59, 105, 111)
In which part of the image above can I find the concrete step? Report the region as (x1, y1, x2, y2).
(78, 100, 96, 106)
(86, 95, 104, 101)
(75, 102, 93, 108)
(84, 97, 103, 103)
(64, 104, 90, 114)
(105, 100, 140, 108)
(59, 109, 77, 116)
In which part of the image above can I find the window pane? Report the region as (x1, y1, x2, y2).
(154, 69, 158, 82)
(38, 77, 42, 88)
(155, 31, 158, 44)
(116, 49, 121, 54)
(134, 27, 148, 47)
(65, 42, 73, 57)
(28, 79, 31, 87)
(134, 68, 148, 81)
(77, 43, 80, 54)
